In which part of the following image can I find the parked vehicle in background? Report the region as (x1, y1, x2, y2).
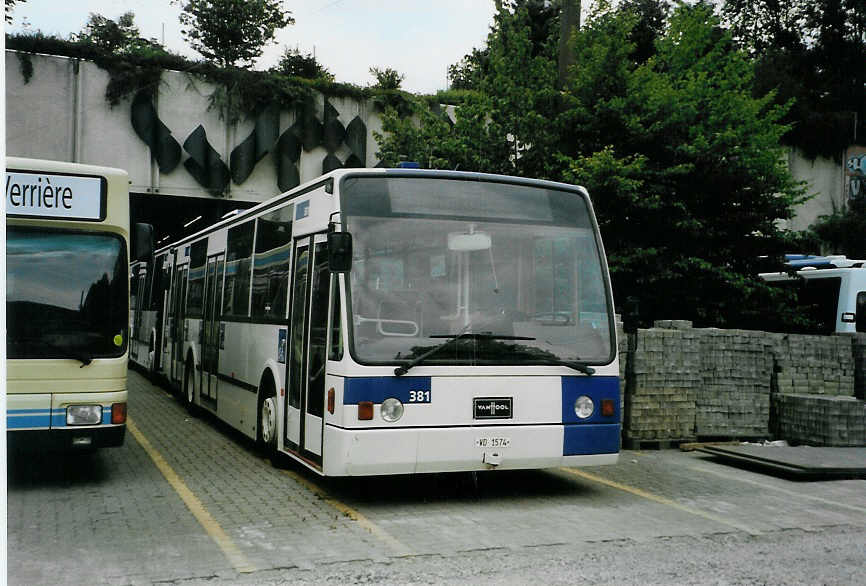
(759, 255, 866, 334)
(6, 157, 152, 450)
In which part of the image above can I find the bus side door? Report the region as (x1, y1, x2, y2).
(200, 254, 224, 406)
(171, 265, 188, 385)
(285, 234, 329, 464)
(131, 269, 147, 361)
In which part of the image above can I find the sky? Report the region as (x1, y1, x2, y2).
(5, 0, 498, 94)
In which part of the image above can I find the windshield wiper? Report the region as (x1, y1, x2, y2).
(393, 331, 536, 377)
(538, 359, 595, 376)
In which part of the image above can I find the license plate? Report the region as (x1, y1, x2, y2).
(475, 437, 511, 448)
(473, 397, 513, 419)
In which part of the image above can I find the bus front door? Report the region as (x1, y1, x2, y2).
(285, 234, 329, 464)
(200, 254, 224, 407)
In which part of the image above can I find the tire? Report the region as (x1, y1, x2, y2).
(257, 378, 278, 459)
(183, 359, 197, 414)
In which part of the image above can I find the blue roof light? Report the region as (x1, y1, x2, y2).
(397, 161, 421, 169)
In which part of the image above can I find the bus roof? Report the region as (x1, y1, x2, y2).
(145, 168, 590, 258)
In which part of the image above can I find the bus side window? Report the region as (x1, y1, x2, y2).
(186, 240, 207, 318)
(251, 207, 293, 319)
(857, 292, 866, 333)
(223, 221, 254, 317)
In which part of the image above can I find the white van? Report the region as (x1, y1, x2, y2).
(760, 255, 866, 334)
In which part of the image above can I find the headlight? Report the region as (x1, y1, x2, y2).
(574, 395, 594, 419)
(67, 405, 102, 426)
(380, 397, 404, 422)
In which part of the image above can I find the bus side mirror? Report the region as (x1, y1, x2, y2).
(328, 231, 352, 273)
(134, 223, 154, 261)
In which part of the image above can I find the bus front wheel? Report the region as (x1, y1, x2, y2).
(257, 380, 277, 457)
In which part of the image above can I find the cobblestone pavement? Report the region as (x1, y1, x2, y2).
(7, 370, 866, 585)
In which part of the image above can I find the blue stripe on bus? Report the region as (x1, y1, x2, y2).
(6, 409, 53, 429)
(562, 423, 620, 455)
(343, 377, 432, 404)
(560, 376, 620, 424)
(7, 406, 114, 429)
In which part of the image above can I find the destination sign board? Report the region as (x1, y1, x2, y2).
(5, 170, 105, 220)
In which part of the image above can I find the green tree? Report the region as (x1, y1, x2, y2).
(448, 0, 559, 91)
(721, 0, 865, 160)
(272, 47, 333, 81)
(564, 2, 806, 327)
(378, 2, 559, 177)
(809, 200, 866, 258)
(369, 67, 405, 90)
(74, 12, 159, 55)
(447, 47, 489, 90)
(177, 0, 294, 68)
(377, 1, 806, 328)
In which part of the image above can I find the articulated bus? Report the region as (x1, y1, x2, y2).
(130, 169, 620, 475)
(6, 157, 151, 450)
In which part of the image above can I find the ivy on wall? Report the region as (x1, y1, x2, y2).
(7, 34, 396, 195)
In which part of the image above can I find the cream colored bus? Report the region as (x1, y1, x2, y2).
(6, 157, 151, 450)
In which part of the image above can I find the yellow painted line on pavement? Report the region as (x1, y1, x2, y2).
(127, 417, 256, 573)
(559, 467, 762, 535)
(278, 467, 415, 557)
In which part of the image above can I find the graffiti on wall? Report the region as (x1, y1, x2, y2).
(845, 145, 866, 201)
(130, 90, 369, 196)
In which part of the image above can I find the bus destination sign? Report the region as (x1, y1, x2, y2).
(6, 171, 105, 220)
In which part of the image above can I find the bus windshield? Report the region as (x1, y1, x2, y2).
(341, 175, 614, 367)
(6, 227, 128, 361)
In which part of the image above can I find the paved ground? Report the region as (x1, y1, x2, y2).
(7, 370, 866, 585)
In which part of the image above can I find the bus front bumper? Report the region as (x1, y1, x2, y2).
(322, 423, 619, 476)
(7, 425, 126, 451)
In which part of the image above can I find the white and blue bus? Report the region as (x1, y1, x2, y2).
(6, 157, 151, 450)
(130, 169, 620, 475)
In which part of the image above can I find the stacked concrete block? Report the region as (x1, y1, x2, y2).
(695, 329, 779, 438)
(623, 322, 700, 442)
(774, 335, 855, 396)
(773, 393, 866, 446)
(853, 334, 866, 400)
(620, 321, 863, 447)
